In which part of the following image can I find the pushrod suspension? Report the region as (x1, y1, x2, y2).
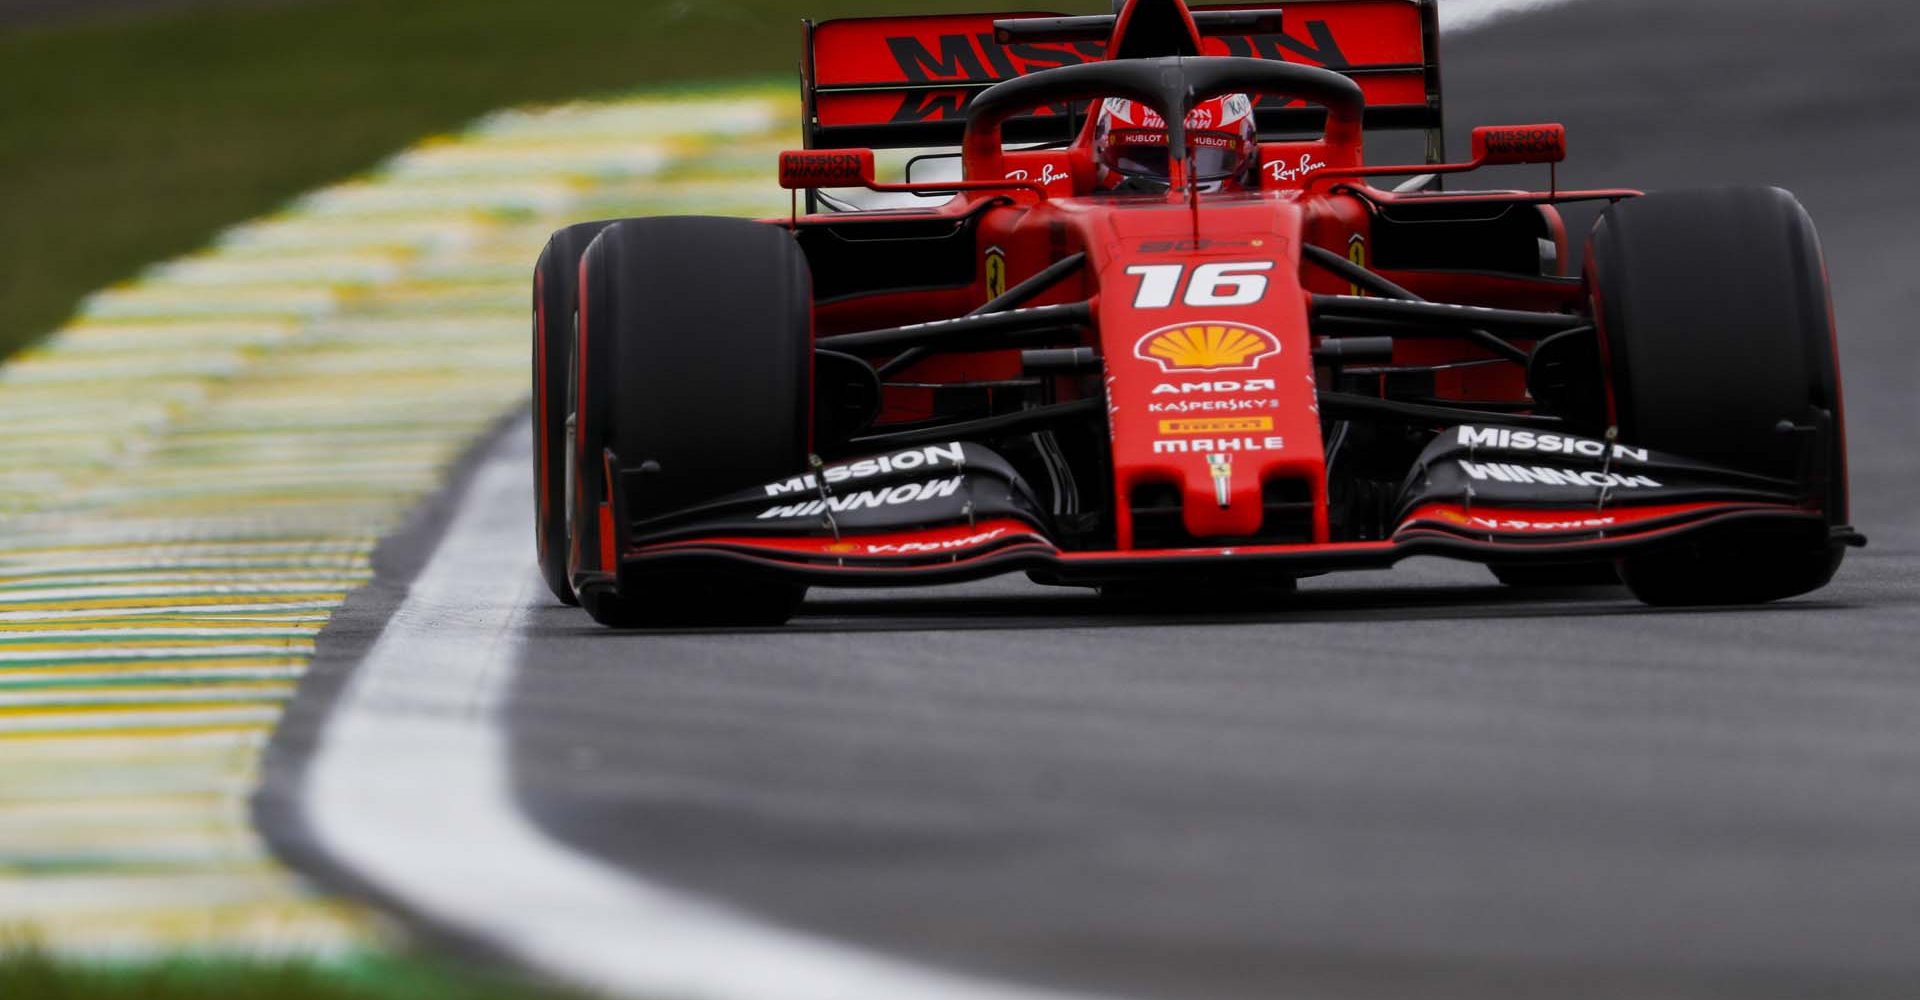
(846, 398, 1103, 451)
(875, 252, 1089, 376)
(1299, 250, 1535, 365)
(816, 301, 1091, 354)
(1317, 391, 1566, 430)
(1310, 294, 1587, 333)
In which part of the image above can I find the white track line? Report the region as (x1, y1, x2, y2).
(303, 425, 1109, 1000)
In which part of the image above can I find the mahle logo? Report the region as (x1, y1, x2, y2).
(1134, 322, 1279, 373)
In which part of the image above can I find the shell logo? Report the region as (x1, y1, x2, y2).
(1133, 321, 1280, 372)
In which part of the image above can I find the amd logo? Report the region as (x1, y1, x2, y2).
(1152, 379, 1278, 395)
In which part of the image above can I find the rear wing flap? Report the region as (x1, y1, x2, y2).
(802, 0, 1444, 161)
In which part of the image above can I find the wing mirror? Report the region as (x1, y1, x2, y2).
(776, 147, 1050, 206)
(1301, 122, 1577, 193)
(1471, 124, 1567, 165)
(778, 148, 876, 189)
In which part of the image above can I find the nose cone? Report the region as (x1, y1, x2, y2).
(1093, 201, 1328, 548)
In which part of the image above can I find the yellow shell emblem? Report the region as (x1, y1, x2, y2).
(1134, 321, 1280, 372)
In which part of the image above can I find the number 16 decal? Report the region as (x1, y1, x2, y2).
(1125, 261, 1273, 308)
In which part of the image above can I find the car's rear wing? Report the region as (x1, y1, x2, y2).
(802, 0, 1444, 162)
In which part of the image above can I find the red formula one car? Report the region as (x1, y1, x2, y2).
(531, 0, 1861, 627)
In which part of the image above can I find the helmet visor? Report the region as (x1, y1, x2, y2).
(1104, 130, 1247, 183)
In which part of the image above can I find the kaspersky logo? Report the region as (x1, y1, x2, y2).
(1133, 321, 1280, 373)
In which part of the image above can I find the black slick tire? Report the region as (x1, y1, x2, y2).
(532, 221, 615, 606)
(1587, 187, 1847, 606)
(569, 216, 812, 628)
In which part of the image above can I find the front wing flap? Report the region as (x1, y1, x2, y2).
(613, 426, 1829, 588)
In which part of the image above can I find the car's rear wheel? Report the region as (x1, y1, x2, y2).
(568, 216, 812, 627)
(533, 221, 616, 606)
(1588, 187, 1847, 606)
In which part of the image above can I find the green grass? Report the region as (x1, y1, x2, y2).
(0, 0, 1103, 357)
(0, 947, 593, 1000)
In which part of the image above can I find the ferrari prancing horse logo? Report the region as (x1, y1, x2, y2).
(1133, 321, 1281, 372)
(984, 247, 1007, 300)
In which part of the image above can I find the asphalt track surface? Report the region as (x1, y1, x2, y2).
(287, 1, 1920, 997)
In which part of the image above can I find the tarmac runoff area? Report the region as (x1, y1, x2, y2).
(0, 84, 796, 956)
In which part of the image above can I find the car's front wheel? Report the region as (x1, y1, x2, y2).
(1588, 187, 1847, 606)
(532, 221, 615, 606)
(567, 216, 813, 627)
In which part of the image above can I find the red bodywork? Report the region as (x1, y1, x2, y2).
(579, 0, 1834, 592)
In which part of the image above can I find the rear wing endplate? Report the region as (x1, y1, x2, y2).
(802, 0, 1444, 162)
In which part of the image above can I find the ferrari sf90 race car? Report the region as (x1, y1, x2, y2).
(531, 0, 1861, 627)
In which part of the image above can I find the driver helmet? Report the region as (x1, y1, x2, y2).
(1094, 93, 1258, 193)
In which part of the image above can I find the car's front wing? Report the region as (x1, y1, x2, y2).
(613, 501, 1838, 589)
(601, 425, 1849, 590)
